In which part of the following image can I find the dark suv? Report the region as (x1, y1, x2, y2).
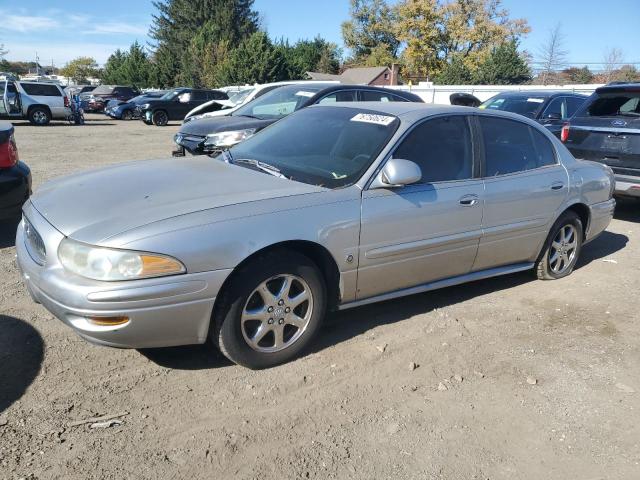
(480, 91, 587, 137)
(139, 88, 228, 126)
(562, 83, 640, 198)
(85, 85, 140, 112)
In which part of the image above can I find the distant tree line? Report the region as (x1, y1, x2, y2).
(4, 0, 639, 88)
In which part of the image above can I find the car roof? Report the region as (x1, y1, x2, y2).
(596, 83, 640, 94)
(317, 101, 549, 125)
(490, 90, 586, 98)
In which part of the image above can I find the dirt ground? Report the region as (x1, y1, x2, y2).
(1, 114, 639, 480)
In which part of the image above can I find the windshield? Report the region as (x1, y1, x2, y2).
(233, 84, 325, 120)
(228, 88, 254, 105)
(480, 95, 547, 118)
(227, 106, 399, 188)
(582, 92, 640, 117)
(160, 90, 184, 101)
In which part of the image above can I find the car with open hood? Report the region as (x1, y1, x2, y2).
(173, 83, 424, 156)
(16, 103, 615, 369)
(139, 88, 228, 126)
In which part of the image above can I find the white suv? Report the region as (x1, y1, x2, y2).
(0, 80, 71, 125)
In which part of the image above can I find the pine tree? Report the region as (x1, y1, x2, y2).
(475, 41, 531, 85)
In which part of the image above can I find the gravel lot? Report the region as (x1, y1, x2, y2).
(1, 114, 639, 480)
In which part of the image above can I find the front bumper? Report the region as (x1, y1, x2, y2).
(614, 174, 640, 198)
(16, 203, 232, 349)
(174, 133, 207, 155)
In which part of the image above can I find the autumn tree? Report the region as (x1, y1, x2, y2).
(561, 66, 593, 84)
(60, 57, 98, 84)
(342, 0, 400, 65)
(395, 0, 529, 79)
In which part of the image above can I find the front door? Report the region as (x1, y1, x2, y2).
(357, 114, 483, 300)
(0, 81, 7, 116)
(473, 115, 569, 271)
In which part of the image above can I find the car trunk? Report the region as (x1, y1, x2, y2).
(567, 91, 640, 174)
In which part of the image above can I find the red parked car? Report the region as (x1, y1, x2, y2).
(0, 122, 31, 221)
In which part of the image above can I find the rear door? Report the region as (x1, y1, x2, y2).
(565, 89, 640, 176)
(474, 115, 568, 271)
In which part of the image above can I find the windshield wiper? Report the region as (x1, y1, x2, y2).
(232, 158, 286, 179)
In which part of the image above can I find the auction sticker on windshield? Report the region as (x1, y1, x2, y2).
(350, 113, 395, 126)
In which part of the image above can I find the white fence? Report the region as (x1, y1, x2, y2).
(389, 83, 602, 104)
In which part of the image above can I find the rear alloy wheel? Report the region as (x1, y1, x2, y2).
(213, 250, 326, 369)
(536, 211, 583, 280)
(152, 110, 169, 126)
(29, 107, 51, 126)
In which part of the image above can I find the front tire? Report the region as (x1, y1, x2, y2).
(213, 250, 326, 369)
(535, 211, 583, 280)
(29, 107, 51, 126)
(152, 110, 169, 126)
(121, 109, 133, 120)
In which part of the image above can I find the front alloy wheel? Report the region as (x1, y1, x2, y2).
(241, 274, 313, 353)
(213, 250, 326, 369)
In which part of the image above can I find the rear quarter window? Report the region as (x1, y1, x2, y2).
(578, 92, 640, 117)
(21, 83, 62, 96)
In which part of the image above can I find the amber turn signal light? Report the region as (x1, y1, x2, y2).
(87, 316, 130, 326)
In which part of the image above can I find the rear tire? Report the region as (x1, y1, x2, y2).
(152, 110, 169, 126)
(212, 250, 326, 369)
(28, 107, 51, 126)
(535, 211, 583, 280)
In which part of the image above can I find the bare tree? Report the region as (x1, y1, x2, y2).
(537, 23, 569, 85)
(0, 44, 7, 59)
(602, 47, 624, 83)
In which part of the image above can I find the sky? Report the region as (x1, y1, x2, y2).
(1, 0, 638, 69)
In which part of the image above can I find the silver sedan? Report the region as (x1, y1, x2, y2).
(16, 103, 616, 369)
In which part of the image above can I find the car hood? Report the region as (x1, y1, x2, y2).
(179, 115, 275, 136)
(30, 157, 325, 244)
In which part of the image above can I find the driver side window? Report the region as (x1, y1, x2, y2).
(393, 116, 474, 184)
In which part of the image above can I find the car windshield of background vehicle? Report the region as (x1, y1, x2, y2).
(233, 85, 324, 120)
(161, 90, 183, 101)
(228, 107, 399, 188)
(228, 88, 254, 105)
(584, 93, 640, 117)
(480, 96, 546, 118)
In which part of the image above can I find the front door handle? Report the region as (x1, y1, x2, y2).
(459, 194, 479, 206)
(551, 181, 564, 190)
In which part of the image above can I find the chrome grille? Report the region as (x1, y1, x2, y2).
(23, 217, 46, 265)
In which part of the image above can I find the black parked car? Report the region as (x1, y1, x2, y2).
(479, 91, 587, 137)
(139, 88, 228, 126)
(85, 85, 140, 112)
(174, 83, 424, 156)
(105, 91, 167, 120)
(562, 82, 640, 199)
(0, 122, 31, 221)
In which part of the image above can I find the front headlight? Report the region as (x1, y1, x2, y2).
(204, 129, 256, 149)
(140, 103, 150, 110)
(58, 238, 186, 281)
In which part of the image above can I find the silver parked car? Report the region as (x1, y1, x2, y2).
(16, 103, 616, 369)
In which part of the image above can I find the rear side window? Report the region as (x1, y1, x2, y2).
(317, 90, 357, 104)
(566, 97, 585, 117)
(394, 115, 473, 183)
(21, 83, 62, 96)
(191, 90, 207, 101)
(580, 92, 640, 117)
(360, 90, 407, 102)
(479, 116, 557, 176)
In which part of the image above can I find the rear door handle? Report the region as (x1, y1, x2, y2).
(551, 182, 564, 190)
(459, 194, 479, 206)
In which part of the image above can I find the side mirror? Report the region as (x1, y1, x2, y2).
(545, 112, 562, 121)
(372, 158, 422, 189)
